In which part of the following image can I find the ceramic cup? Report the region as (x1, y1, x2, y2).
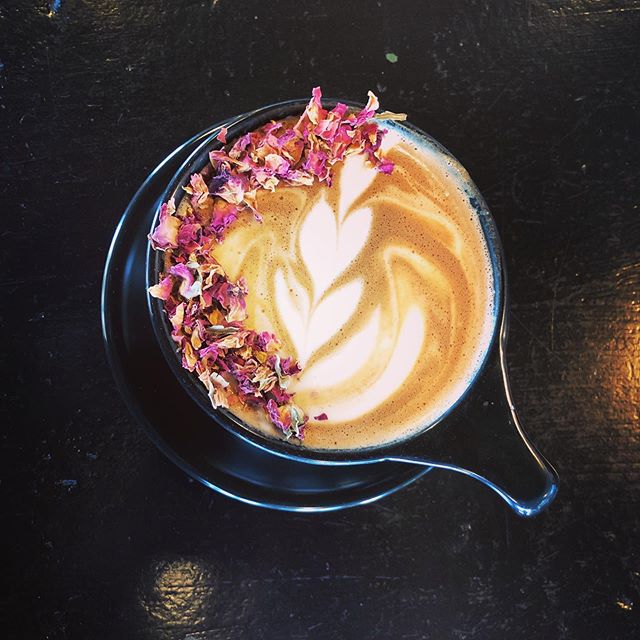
(147, 99, 559, 517)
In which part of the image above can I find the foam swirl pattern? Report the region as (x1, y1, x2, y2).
(215, 125, 495, 449)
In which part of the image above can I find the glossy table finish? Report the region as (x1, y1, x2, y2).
(2, 1, 639, 638)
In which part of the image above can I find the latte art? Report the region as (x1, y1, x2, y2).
(215, 125, 495, 448)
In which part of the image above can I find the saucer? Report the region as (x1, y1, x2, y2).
(101, 119, 430, 511)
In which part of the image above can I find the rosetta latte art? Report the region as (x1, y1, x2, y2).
(215, 126, 495, 449)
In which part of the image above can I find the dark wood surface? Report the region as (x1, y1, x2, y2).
(2, 1, 639, 638)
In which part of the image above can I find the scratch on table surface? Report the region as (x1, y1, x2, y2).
(504, 511, 511, 549)
(487, 79, 518, 112)
(452, 627, 476, 637)
(510, 311, 556, 358)
(290, 575, 360, 582)
(538, 549, 560, 563)
(183, 626, 245, 639)
(567, 7, 640, 17)
(550, 267, 560, 352)
(217, 575, 364, 585)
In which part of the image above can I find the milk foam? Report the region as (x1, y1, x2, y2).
(213, 123, 496, 449)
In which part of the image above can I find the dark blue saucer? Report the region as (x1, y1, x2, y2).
(101, 120, 430, 511)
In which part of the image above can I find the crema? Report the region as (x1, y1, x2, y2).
(213, 123, 495, 449)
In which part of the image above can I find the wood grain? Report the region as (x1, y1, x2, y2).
(1, 0, 638, 638)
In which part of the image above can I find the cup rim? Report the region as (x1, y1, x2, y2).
(146, 98, 504, 464)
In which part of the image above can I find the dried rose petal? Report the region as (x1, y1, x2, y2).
(256, 331, 280, 352)
(353, 91, 380, 126)
(266, 399, 291, 435)
(169, 264, 201, 299)
(377, 159, 395, 174)
(216, 174, 247, 205)
(169, 303, 185, 330)
(279, 356, 301, 377)
(177, 222, 201, 252)
(148, 275, 174, 301)
(217, 126, 228, 144)
(184, 173, 210, 208)
(208, 201, 239, 241)
(303, 149, 329, 181)
(149, 199, 179, 249)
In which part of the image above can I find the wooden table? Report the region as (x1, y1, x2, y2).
(2, 1, 639, 637)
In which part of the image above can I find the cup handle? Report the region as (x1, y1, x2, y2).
(385, 315, 559, 517)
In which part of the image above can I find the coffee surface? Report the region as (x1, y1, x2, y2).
(214, 124, 495, 449)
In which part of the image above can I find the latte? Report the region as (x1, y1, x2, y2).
(212, 122, 496, 449)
